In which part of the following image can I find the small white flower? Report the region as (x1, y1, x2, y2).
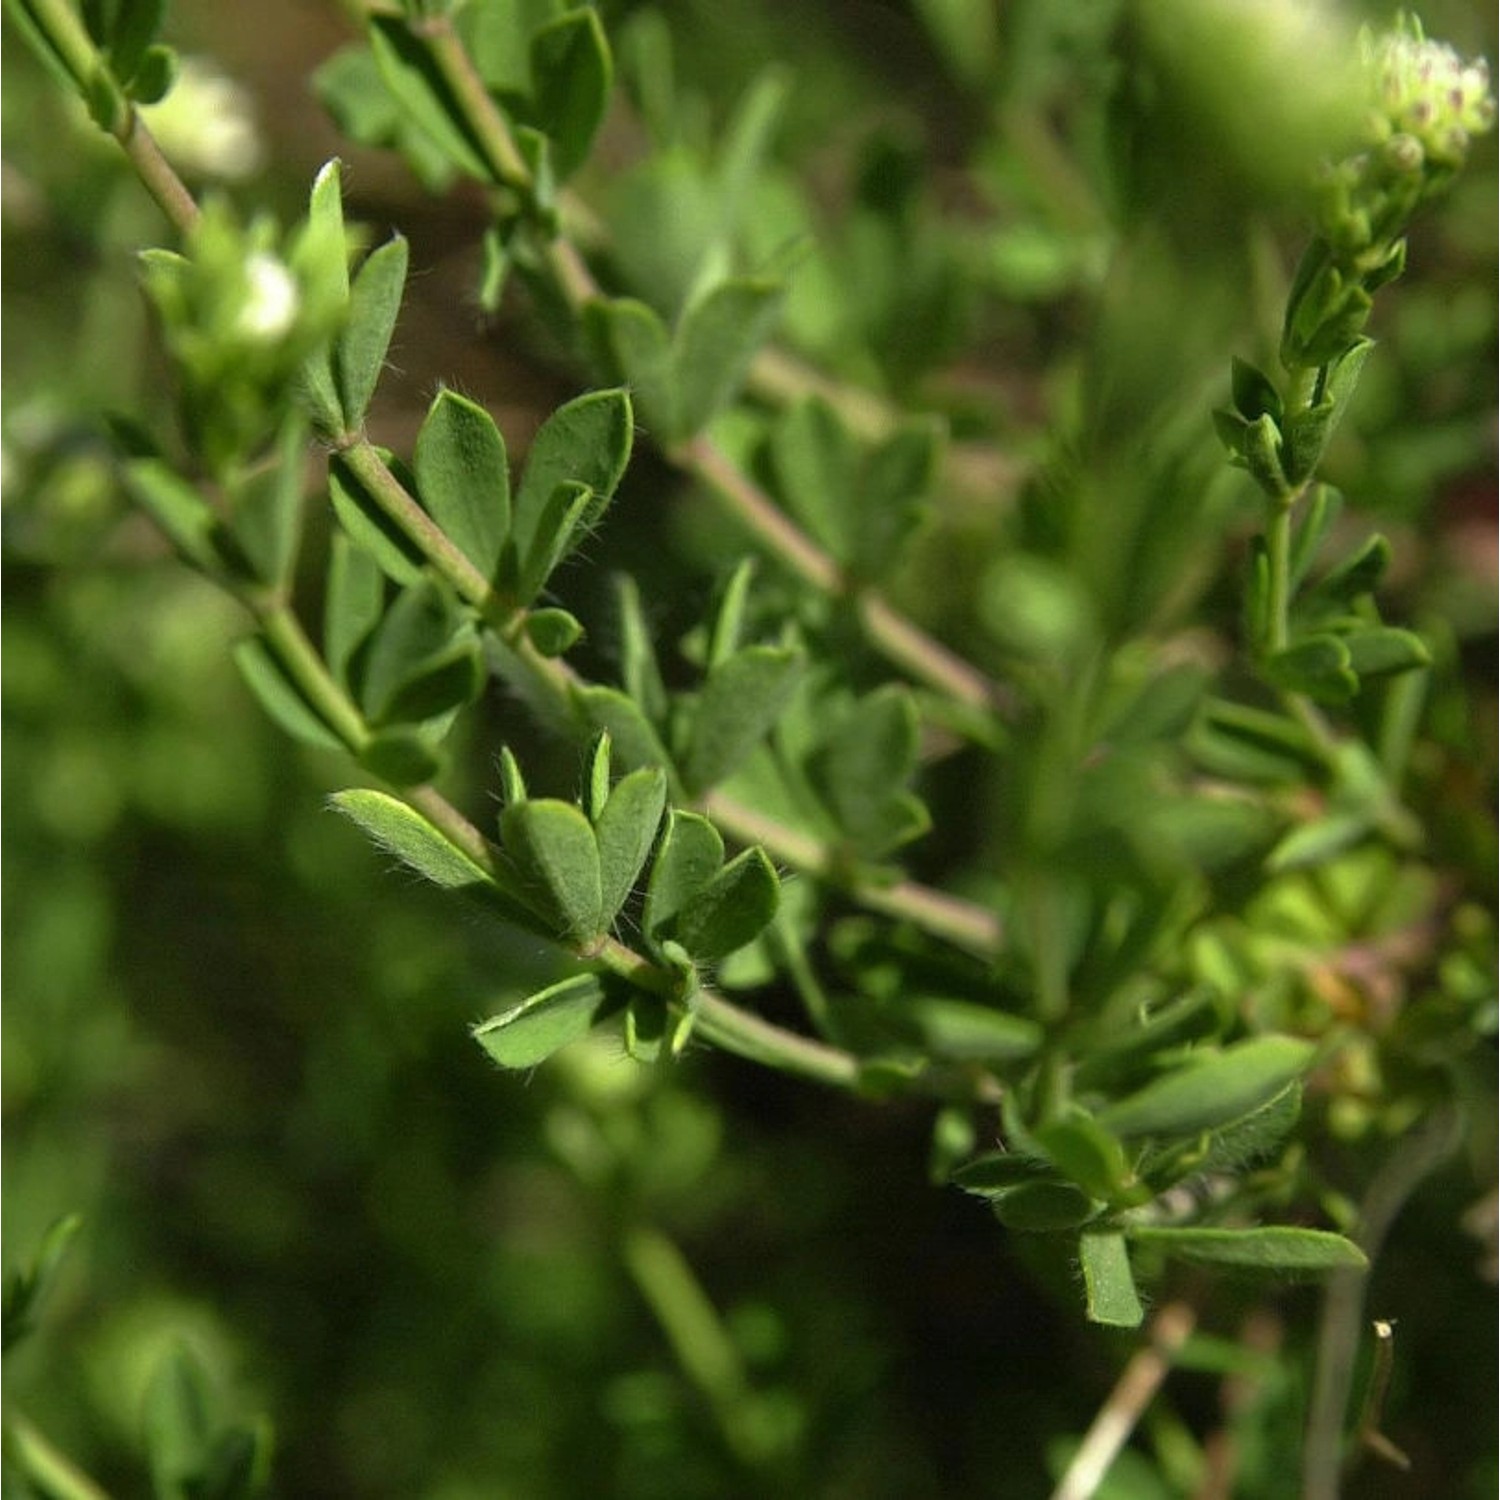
(140, 56, 265, 181)
(237, 252, 299, 341)
(1362, 18, 1497, 167)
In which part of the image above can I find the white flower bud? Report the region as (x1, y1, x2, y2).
(237, 252, 299, 341)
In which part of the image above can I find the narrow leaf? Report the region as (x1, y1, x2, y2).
(512, 387, 634, 568)
(233, 639, 346, 751)
(674, 277, 783, 438)
(337, 235, 408, 431)
(907, 997, 1042, 1062)
(1079, 1230, 1144, 1328)
(367, 15, 492, 180)
(1342, 626, 1430, 679)
(582, 299, 676, 439)
(594, 767, 668, 923)
(529, 9, 611, 178)
(231, 414, 307, 587)
(992, 1183, 1100, 1233)
(473, 973, 607, 1069)
(414, 388, 510, 580)
(1097, 1036, 1316, 1139)
(324, 532, 385, 691)
(518, 480, 595, 601)
(1127, 1226, 1367, 1274)
(1265, 635, 1357, 703)
(329, 453, 427, 585)
(1035, 1117, 1136, 1202)
(332, 788, 497, 893)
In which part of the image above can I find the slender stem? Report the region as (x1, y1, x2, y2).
(118, 110, 202, 236)
(22, 0, 199, 235)
(3, 1413, 114, 1500)
(1262, 497, 1294, 656)
(417, 15, 531, 189)
(253, 598, 370, 750)
(691, 988, 860, 1088)
(1050, 1301, 1196, 1500)
(703, 791, 1004, 957)
(620, 1225, 764, 1465)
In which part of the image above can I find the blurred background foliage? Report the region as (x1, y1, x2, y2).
(3, 1, 1495, 1495)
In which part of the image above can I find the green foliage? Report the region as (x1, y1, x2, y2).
(4, 1, 1496, 1495)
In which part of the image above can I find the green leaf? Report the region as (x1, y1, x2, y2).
(524, 607, 584, 657)
(1230, 357, 1281, 422)
(518, 481, 595, 601)
(231, 414, 307, 587)
(337, 235, 408, 431)
(1341, 626, 1430, 679)
(1035, 1116, 1137, 1202)
(367, 15, 492, 181)
(571, 684, 676, 776)
(128, 42, 176, 104)
(949, 1152, 1052, 1197)
(1097, 1036, 1316, 1139)
(1189, 699, 1322, 783)
(373, 639, 483, 726)
(643, 809, 724, 941)
(3, 1213, 83, 1354)
(681, 645, 803, 795)
(324, 532, 385, 691)
(233, 639, 346, 751)
(108, 0, 165, 84)
(1240, 411, 1288, 498)
(357, 726, 443, 786)
(414, 388, 510, 580)
(473, 973, 607, 1069)
(529, 8, 611, 178)
(671, 846, 780, 962)
(705, 557, 756, 671)
(582, 299, 677, 440)
(1127, 1226, 1367, 1274)
(124, 460, 241, 578)
(584, 731, 612, 822)
(1282, 340, 1371, 484)
(1265, 634, 1357, 703)
(674, 277, 783, 438)
(144, 1343, 213, 1498)
(615, 574, 668, 723)
(511, 387, 633, 571)
(807, 686, 928, 855)
(1308, 533, 1391, 607)
(360, 578, 473, 724)
(1079, 1230, 1143, 1327)
(329, 453, 426, 584)
(594, 767, 668, 924)
(991, 1182, 1100, 1233)
(769, 397, 858, 559)
(501, 799, 604, 943)
(954, 1152, 1050, 1200)
(1288, 483, 1342, 588)
(1266, 812, 1373, 874)
(332, 788, 498, 893)
(906, 997, 1042, 1062)
(855, 419, 940, 577)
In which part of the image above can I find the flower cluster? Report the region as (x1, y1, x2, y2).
(1363, 15, 1496, 172)
(1312, 14, 1495, 269)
